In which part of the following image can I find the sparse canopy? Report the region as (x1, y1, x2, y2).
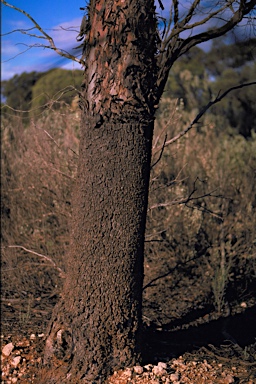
(154, 0, 256, 101)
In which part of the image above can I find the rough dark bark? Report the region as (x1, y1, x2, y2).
(39, 0, 158, 382)
(41, 119, 154, 383)
(38, 0, 255, 382)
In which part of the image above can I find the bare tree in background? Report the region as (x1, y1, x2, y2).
(2, 0, 255, 382)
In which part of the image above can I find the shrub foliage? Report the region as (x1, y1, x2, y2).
(1, 41, 255, 331)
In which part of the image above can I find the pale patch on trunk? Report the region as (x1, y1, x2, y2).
(83, 0, 157, 120)
(87, 48, 99, 112)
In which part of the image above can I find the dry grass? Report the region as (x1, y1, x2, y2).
(1, 107, 80, 331)
(1, 101, 256, 334)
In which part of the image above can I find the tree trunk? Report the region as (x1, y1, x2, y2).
(40, 0, 158, 382)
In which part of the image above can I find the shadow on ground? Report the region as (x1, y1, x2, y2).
(142, 305, 256, 363)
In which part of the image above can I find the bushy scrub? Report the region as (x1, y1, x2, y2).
(144, 104, 256, 322)
(1, 87, 255, 331)
(1, 108, 80, 329)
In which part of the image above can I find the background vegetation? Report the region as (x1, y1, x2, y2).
(1, 68, 82, 118)
(1, 38, 255, 333)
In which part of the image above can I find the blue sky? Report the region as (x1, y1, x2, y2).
(1, 0, 168, 80)
(1, 1, 253, 80)
(1, 0, 203, 80)
(1, 0, 88, 79)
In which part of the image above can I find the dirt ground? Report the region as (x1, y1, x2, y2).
(1, 267, 256, 383)
(1, 330, 255, 383)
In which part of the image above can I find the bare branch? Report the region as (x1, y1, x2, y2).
(179, 0, 201, 27)
(151, 134, 167, 170)
(156, 0, 256, 102)
(1, 85, 79, 121)
(178, 4, 228, 33)
(159, 2, 229, 65)
(156, 82, 256, 152)
(149, 187, 225, 213)
(158, 0, 164, 11)
(179, 0, 256, 56)
(1, 0, 84, 65)
(2, 1, 49, 37)
(1, 26, 44, 38)
(7, 245, 65, 278)
(2, 46, 34, 62)
(173, 0, 179, 25)
(47, 166, 74, 180)
(143, 251, 208, 290)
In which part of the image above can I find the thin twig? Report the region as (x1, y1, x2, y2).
(48, 166, 74, 180)
(151, 134, 167, 169)
(1, 0, 84, 65)
(143, 251, 207, 290)
(7, 245, 65, 278)
(158, 82, 256, 150)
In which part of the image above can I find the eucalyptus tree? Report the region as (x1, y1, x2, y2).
(2, 0, 255, 382)
(41, 1, 255, 382)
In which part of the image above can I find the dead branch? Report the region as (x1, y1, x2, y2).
(156, 0, 256, 101)
(149, 187, 225, 214)
(1, 85, 79, 116)
(143, 251, 208, 291)
(1, 0, 84, 65)
(151, 134, 167, 169)
(7, 245, 65, 278)
(154, 81, 256, 154)
(148, 175, 229, 222)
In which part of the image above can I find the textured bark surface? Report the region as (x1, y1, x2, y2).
(40, 118, 154, 383)
(80, 0, 158, 120)
(39, 0, 158, 382)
